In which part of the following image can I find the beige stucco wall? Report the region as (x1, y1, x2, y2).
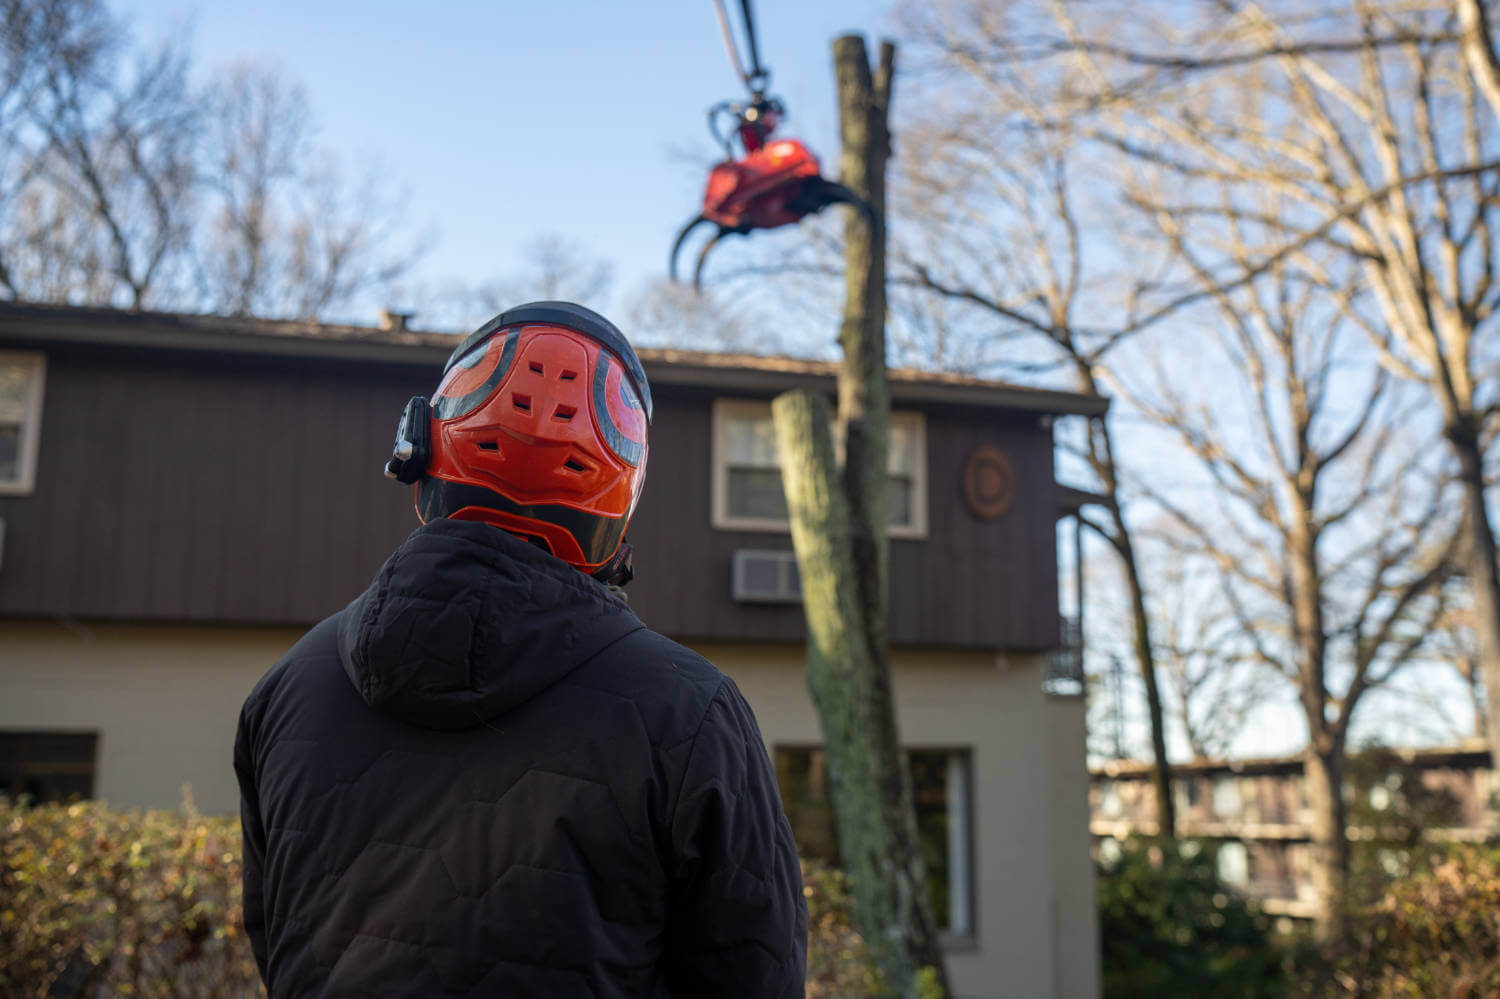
(697, 643, 1096, 999)
(2, 622, 1098, 999)
(1047, 695, 1101, 999)
(1, 620, 302, 814)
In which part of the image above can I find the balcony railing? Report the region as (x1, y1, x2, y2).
(1045, 615, 1084, 697)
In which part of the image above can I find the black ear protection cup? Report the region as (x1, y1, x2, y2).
(384, 396, 432, 484)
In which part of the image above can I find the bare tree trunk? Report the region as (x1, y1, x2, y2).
(1303, 743, 1350, 944)
(770, 35, 951, 999)
(774, 394, 947, 999)
(1119, 526, 1176, 838)
(1090, 413, 1176, 840)
(835, 36, 893, 648)
(1449, 419, 1500, 770)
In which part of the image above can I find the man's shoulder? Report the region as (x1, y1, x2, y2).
(240, 610, 346, 715)
(564, 626, 733, 747)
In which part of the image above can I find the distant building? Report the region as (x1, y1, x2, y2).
(1091, 744, 1498, 918)
(0, 301, 1105, 999)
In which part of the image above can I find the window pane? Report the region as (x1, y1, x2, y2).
(774, 747, 970, 932)
(909, 751, 953, 928)
(774, 749, 840, 865)
(0, 425, 18, 482)
(724, 413, 780, 467)
(0, 362, 27, 424)
(728, 467, 788, 520)
(0, 731, 98, 803)
(887, 475, 912, 527)
(1216, 841, 1250, 889)
(888, 421, 916, 476)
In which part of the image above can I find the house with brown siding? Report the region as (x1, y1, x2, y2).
(0, 301, 1104, 999)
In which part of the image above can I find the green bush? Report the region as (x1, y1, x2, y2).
(0, 796, 260, 998)
(1098, 837, 1289, 999)
(1, 797, 882, 998)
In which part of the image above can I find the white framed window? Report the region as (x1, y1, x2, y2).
(774, 746, 974, 937)
(0, 351, 45, 496)
(710, 399, 927, 538)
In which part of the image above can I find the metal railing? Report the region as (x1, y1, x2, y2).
(1045, 615, 1084, 697)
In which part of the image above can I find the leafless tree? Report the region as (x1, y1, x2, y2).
(901, 0, 1500, 937)
(893, 18, 1182, 839)
(627, 278, 757, 352)
(6, 8, 200, 308)
(771, 37, 953, 997)
(975, 0, 1500, 779)
(1144, 548, 1283, 761)
(1418, 580, 1489, 739)
(1113, 217, 1456, 936)
(0, 0, 114, 297)
(197, 62, 309, 316)
(467, 233, 614, 314)
(1, 2, 421, 319)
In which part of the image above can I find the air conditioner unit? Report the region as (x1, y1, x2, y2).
(732, 549, 802, 604)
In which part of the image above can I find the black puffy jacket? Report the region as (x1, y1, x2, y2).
(234, 518, 807, 998)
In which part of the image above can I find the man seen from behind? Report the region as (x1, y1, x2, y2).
(234, 301, 808, 997)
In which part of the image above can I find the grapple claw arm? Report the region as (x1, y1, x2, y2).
(794, 177, 879, 232)
(669, 215, 712, 284)
(693, 228, 736, 291)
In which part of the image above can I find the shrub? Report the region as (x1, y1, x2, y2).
(1098, 837, 1289, 999)
(1, 797, 881, 997)
(0, 796, 260, 998)
(1321, 844, 1500, 999)
(801, 859, 888, 997)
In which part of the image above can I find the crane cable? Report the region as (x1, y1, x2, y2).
(711, 0, 769, 93)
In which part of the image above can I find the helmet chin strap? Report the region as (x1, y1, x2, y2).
(592, 542, 634, 589)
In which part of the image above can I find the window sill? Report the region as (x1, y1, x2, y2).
(939, 931, 979, 953)
(712, 516, 928, 540)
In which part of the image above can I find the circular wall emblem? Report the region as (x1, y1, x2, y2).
(962, 444, 1016, 520)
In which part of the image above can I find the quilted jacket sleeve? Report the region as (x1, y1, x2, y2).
(662, 680, 808, 998)
(233, 698, 270, 985)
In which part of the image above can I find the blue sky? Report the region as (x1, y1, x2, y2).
(120, 0, 897, 324)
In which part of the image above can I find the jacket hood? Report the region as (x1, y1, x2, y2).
(337, 518, 644, 730)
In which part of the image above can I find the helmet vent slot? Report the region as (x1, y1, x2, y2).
(512, 394, 531, 412)
(553, 405, 576, 422)
(529, 361, 544, 375)
(477, 441, 499, 451)
(560, 369, 578, 381)
(563, 457, 587, 473)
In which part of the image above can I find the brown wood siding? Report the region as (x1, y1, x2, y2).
(0, 347, 426, 624)
(625, 392, 1059, 650)
(0, 346, 1059, 649)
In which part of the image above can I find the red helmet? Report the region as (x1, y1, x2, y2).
(385, 301, 651, 577)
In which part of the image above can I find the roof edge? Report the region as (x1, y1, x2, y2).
(0, 301, 1109, 417)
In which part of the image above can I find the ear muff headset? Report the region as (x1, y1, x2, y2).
(384, 395, 432, 484)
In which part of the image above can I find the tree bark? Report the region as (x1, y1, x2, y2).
(1459, 0, 1500, 125)
(770, 34, 951, 999)
(835, 34, 893, 649)
(773, 394, 947, 999)
(1117, 519, 1176, 839)
(1448, 419, 1500, 774)
(1303, 743, 1350, 944)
